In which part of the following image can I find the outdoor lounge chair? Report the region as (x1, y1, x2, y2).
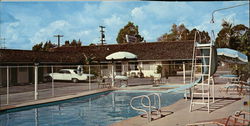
(186, 111, 250, 126)
(222, 75, 250, 95)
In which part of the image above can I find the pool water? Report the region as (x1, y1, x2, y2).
(0, 90, 183, 126)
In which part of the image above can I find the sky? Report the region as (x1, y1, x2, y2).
(0, 1, 249, 50)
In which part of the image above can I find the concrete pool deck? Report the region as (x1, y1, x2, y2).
(111, 84, 250, 126)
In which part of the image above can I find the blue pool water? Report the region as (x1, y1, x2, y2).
(0, 90, 183, 126)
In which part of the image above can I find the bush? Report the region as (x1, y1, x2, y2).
(156, 65, 162, 74)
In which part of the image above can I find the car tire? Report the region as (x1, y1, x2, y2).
(72, 78, 79, 83)
(45, 76, 52, 82)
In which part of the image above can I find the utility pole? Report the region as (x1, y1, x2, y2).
(53, 35, 64, 47)
(99, 26, 106, 45)
(0, 38, 6, 49)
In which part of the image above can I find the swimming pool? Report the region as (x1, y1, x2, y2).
(0, 90, 183, 126)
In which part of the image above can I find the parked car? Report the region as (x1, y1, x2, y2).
(44, 69, 94, 83)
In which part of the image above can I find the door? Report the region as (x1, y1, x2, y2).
(63, 70, 72, 81)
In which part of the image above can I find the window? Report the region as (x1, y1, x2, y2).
(129, 62, 138, 70)
(73, 70, 78, 74)
(58, 70, 64, 74)
(64, 71, 71, 74)
(101, 64, 108, 69)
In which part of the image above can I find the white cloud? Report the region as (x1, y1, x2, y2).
(1, 1, 249, 49)
(141, 30, 153, 41)
(131, 7, 145, 20)
(30, 20, 70, 44)
(104, 15, 124, 27)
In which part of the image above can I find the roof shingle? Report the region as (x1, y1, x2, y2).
(0, 41, 194, 65)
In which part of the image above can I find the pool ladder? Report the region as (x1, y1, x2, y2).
(130, 93, 162, 122)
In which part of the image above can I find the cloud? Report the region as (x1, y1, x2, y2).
(30, 20, 70, 44)
(0, 1, 249, 50)
(104, 15, 124, 27)
(0, 12, 19, 23)
(141, 30, 153, 41)
(131, 7, 145, 21)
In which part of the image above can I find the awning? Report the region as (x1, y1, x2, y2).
(106, 51, 137, 60)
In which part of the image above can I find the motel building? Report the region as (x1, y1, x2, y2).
(0, 41, 193, 86)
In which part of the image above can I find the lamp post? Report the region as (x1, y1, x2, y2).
(211, 3, 248, 24)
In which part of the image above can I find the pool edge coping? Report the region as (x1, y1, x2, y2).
(0, 88, 114, 112)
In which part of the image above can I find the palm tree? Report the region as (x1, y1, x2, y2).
(216, 20, 233, 48)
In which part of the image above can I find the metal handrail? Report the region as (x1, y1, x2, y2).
(130, 93, 162, 122)
(130, 95, 152, 122)
(141, 93, 161, 114)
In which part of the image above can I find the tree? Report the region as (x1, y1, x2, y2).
(116, 21, 144, 44)
(32, 42, 43, 51)
(157, 24, 210, 42)
(215, 20, 249, 58)
(215, 20, 233, 48)
(32, 41, 56, 51)
(62, 39, 82, 47)
(77, 39, 82, 46)
(64, 40, 70, 47)
(43, 40, 56, 51)
(71, 39, 77, 46)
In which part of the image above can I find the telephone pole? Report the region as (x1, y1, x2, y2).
(99, 26, 106, 45)
(53, 35, 64, 47)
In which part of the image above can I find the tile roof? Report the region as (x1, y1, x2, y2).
(0, 41, 194, 65)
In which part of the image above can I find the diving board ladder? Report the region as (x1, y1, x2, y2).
(189, 40, 215, 113)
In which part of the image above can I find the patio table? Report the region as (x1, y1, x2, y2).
(115, 75, 128, 86)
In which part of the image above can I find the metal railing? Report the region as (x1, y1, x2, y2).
(130, 93, 162, 122)
(130, 95, 152, 122)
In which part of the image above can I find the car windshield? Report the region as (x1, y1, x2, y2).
(58, 70, 64, 73)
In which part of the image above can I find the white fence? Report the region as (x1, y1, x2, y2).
(0, 63, 192, 107)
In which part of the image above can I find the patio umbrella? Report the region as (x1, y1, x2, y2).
(106, 51, 137, 87)
(217, 48, 248, 64)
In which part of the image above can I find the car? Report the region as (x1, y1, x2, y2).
(44, 69, 94, 83)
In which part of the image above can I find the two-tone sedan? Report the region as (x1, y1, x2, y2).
(45, 69, 94, 83)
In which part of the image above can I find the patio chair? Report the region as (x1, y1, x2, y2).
(222, 75, 241, 93)
(186, 111, 250, 126)
(223, 76, 250, 95)
(97, 77, 111, 88)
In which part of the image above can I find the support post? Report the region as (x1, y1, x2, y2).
(51, 66, 54, 96)
(111, 63, 115, 87)
(89, 65, 91, 90)
(183, 62, 187, 100)
(6, 66, 9, 105)
(34, 64, 38, 100)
